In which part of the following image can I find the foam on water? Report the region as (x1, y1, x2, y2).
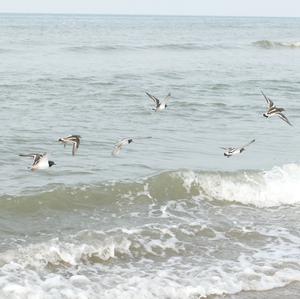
(253, 40, 300, 49)
(0, 226, 300, 299)
(177, 163, 300, 207)
(1, 163, 300, 211)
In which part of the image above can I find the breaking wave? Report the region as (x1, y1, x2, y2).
(1, 163, 300, 210)
(0, 226, 300, 298)
(1, 164, 300, 297)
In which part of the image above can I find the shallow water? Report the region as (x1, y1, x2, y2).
(0, 14, 300, 298)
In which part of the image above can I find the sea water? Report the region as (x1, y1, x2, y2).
(0, 14, 300, 298)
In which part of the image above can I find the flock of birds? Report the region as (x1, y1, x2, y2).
(19, 90, 292, 170)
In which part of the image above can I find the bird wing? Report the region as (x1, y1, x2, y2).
(112, 143, 124, 156)
(241, 139, 255, 149)
(112, 139, 128, 156)
(33, 153, 48, 166)
(75, 136, 80, 148)
(146, 92, 160, 106)
(277, 113, 292, 126)
(220, 147, 235, 152)
(112, 146, 122, 156)
(228, 147, 237, 153)
(19, 153, 42, 165)
(19, 153, 37, 158)
(261, 91, 274, 108)
(72, 143, 77, 155)
(162, 93, 171, 104)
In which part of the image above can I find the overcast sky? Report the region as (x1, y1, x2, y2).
(0, 0, 300, 17)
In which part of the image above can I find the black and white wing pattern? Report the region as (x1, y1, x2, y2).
(145, 92, 160, 107)
(277, 113, 292, 126)
(261, 90, 274, 108)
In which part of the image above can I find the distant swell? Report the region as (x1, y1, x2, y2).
(64, 43, 232, 53)
(253, 40, 300, 49)
(1, 163, 300, 209)
(65, 45, 124, 52)
(147, 43, 225, 50)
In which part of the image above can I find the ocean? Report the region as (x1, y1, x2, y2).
(0, 14, 300, 298)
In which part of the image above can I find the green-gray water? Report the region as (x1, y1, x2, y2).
(0, 14, 300, 298)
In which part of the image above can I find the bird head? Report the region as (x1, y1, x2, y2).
(48, 161, 56, 167)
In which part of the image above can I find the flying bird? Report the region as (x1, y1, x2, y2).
(261, 91, 292, 126)
(146, 92, 171, 112)
(19, 153, 55, 170)
(58, 135, 81, 155)
(112, 136, 152, 156)
(221, 139, 255, 158)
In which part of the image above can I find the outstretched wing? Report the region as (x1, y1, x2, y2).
(112, 145, 122, 156)
(162, 93, 171, 104)
(72, 143, 77, 155)
(112, 142, 124, 156)
(146, 92, 160, 106)
(112, 138, 129, 156)
(277, 113, 292, 126)
(220, 147, 235, 152)
(72, 136, 80, 155)
(19, 153, 37, 158)
(19, 153, 46, 166)
(241, 139, 255, 149)
(75, 136, 80, 149)
(261, 91, 274, 108)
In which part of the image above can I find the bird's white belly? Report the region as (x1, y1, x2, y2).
(32, 159, 48, 170)
(156, 104, 165, 112)
(230, 149, 241, 156)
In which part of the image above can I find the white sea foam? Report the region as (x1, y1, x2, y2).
(177, 163, 300, 207)
(254, 40, 300, 49)
(0, 224, 299, 299)
(0, 254, 300, 299)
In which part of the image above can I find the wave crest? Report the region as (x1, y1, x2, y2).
(1, 164, 300, 209)
(253, 40, 300, 49)
(178, 163, 300, 207)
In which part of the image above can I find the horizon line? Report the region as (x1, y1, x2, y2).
(0, 12, 299, 18)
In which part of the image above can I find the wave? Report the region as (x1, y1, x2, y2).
(178, 163, 300, 207)
(253, 40, 300, 49)
(65, 45, 124, 52)
(0, 226, 183, 267)
(64, 43, 233, 53)
(146, 42, 230, 50)
(1, 163, 300, 209)
(0, 227, 300, 298)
